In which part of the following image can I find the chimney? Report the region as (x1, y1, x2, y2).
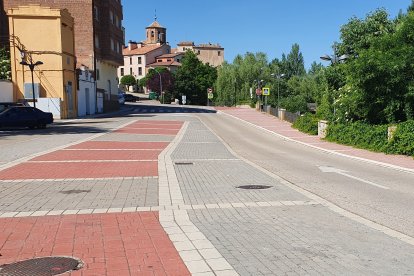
(128, 40, 137, 51)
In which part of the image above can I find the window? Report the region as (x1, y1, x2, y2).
(95, 34, 99, 48)
(111, 39, 115, 51)
(66, 56, 70, 65)
(177, 59, 180, 63)
(129, 57, 132, 65)
(138, 67, 142, 76)
(96, 69, 100, 80)
(138, 57, 142, 64)
(197, 50, 200, 54)
(167, 59, 171, 62)
(218, 51, 221, 56)
(151, 31, 155, 37)
(157, 59, 162, 62)
(115, 15, 119, 27)
(130, 68, 132, 75)
(120, 68, 124, 76)
(109, 10, 113, 24)
(94, 6, 99, 21)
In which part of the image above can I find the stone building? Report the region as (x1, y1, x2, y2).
(3, 0, 124, 112)
(175, 41, 224, 67)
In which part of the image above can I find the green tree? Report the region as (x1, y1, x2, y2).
(284, 43, 306, 78)
(336, 9, 395, 57)
(0, 47, 11, 80)
(173, 51, 217, 105)
(120, 75, 136, 91)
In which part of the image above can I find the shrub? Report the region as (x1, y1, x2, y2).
(292, 113, 318, 135)
(386, 120, 414, 156)
(325, 122, 388, 152)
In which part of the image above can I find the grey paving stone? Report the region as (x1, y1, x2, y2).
(188, 206, 414, 276)
(0, 178, 158, 212)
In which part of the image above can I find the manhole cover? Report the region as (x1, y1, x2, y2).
(60, 190, 91, 195)
(174, 162, 194, 165)
(0, 256, 83, 276)
(237, 185, 272, 190)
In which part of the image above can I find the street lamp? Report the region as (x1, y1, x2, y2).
(320, 53, 348, 65)
(320, 52, 348, 116)
(149, 67, 163, 104)
(271, 71, 285, 113)
(20, 60, 43, 108)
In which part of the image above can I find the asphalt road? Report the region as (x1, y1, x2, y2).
(198, 112, 414, 237)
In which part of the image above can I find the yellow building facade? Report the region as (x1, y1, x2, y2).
(8, 5, 76, 119)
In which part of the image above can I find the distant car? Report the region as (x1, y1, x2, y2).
(118, 93, 125, 105)
(123, 93, 139, 102)
(0, 106, 53, 129)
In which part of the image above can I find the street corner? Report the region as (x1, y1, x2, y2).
(0, 212, 190, 276)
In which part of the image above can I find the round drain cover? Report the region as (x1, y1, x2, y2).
(0, 256, 83, 276)
(237, 185, 272, 189)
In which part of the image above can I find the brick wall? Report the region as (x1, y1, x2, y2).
(3, 0, 123, 68)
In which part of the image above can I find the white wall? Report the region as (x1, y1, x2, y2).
(0, 81, 13, 102)
(34, 98, 61, 118)
(96, 60, 118, 100)
(77, 70, 96, 117)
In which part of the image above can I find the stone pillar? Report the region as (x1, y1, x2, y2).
(388, 125, 397, 141)
(278, 109, 286, 121)
(318, 120, 328, 138)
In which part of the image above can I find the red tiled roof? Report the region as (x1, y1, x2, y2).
(123, 44, 163, 56)
(156, 53, 182, 59)
(177, 41, 194, 46)
(147, 60, 181, 67)
(147, 21, 164, 28)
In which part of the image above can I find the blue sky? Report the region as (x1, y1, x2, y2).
(122, 0, 412, 69)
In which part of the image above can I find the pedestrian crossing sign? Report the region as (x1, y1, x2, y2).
(262, 87, 270, 96)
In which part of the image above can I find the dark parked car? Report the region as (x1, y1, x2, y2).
(0, 106, 53, 129)
(123, 93, 139, 102)
(0, 102, 25, 113)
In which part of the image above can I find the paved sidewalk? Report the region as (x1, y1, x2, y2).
(216, 107, 414, 171)
(0, 118, 190, 276)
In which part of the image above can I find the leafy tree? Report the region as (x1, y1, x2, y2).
(0, 47, 11, 80)
(173, 51, 217, 105)
(120, 75, 136, 91)
(147, 67, 174, 98)
(336, 9, 395, 57)
(284, 43, 306, 78)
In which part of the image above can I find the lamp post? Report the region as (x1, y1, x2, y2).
(271, 71, 285, 114)
(234, 78, 236, 107)
(149, 67, 163, 104)
(20, 60, 43, 108)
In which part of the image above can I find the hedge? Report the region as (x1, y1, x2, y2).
(292, 113, 318, 135)
(325, 120, 414, 157)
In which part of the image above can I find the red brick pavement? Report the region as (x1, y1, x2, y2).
(218, 108, 414, 170)
(114, 129, 180, 136)
(130, 121, 183, 125)
(67, 142, 169, 150)
(127, 123, 183, 130)
(0, 212, 190, 276)
(0, 161, 157, 180)
(31, 150, 162, 162)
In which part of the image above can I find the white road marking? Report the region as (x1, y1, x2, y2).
(318, 166, 390, 190)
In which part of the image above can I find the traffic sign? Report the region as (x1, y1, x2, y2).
(262, 87, 270, 96)
(207, 88, 213, 93)
(256, 88, 262, 96)
(182, 95, 186, 105)
(208, 93, 214, 99)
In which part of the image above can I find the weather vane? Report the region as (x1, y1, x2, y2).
(154, 9, 157, 21)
